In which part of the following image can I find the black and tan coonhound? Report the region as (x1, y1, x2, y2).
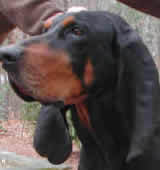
(0, 11, 160, 170)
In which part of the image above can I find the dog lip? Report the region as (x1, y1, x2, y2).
(38, 97, 62, 105)
(2, 63, 13, 71)
(8, 74, 33, 97)
(8, 75, 61, 104)
(9, 79, 35, 102)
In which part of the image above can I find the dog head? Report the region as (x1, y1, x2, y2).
(0, 11, 159, 163)
(0, 11, 117, 104)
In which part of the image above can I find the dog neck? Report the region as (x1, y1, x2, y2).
(64, 93, 88, 105)
(64, 93, 93, 129)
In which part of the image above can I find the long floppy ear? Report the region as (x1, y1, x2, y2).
(34, 104, 72, 164)
(111, 14, 160, 162)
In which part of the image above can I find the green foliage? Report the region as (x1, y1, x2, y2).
(21, 102, 41, 122)
(0, 82, 11, 120)
(66, 110, 81, 148)
(0, 124, 7, 132)
(0, 83, 10, 102)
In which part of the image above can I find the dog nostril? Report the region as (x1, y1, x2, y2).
(3, 53, 17, 62)
(0, 46, 23, 63)
(0, 52, 17, 64)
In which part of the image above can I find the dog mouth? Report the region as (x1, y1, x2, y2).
(8, 73, 35, 102)
(8, 73, 61, 104)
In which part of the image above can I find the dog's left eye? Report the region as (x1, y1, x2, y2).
(71, 26, 84, 36)
(63, 25, 84, 37)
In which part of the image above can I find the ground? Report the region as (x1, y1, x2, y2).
(0, 120, 79, 170)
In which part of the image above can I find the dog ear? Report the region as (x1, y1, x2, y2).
(112, 15, 160, 162)
(33, 104, 72, 164)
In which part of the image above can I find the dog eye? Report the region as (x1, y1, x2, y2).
(71, 26, 84, 36)
(63, 25, 84, 37)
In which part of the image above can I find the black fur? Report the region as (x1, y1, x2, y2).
(33, 104, 72, 164)
(0, 11, 160, 170)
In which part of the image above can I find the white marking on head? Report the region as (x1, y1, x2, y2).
(67, 6, 88, 13)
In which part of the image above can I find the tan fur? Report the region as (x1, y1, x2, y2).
(62, 16, 75, 27)
(84, 59, 94, 87)
(19, 44, 83, 103)
(76, 102, 92, 129)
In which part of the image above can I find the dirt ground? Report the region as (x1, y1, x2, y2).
(0, 120, 79, 170)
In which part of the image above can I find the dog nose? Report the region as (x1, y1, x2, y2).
(0, 45, 23, 64)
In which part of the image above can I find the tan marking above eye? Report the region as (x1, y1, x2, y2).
(62, 16, 75, 27)
(44, 16, 54, 29)
(43, 12, 63, 29)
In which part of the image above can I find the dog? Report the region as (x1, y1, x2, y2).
(0, 11, 160, 170)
